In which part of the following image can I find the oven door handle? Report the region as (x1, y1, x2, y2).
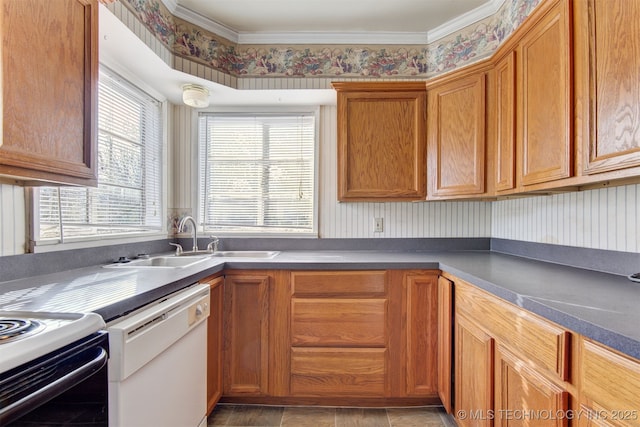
(0, 347, 108, 425)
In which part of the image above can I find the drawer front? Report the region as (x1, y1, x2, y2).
(291, 271, 387, 297)
(290, 348, 387, 396)
(456, 280, 570, 380)
(291, 299, 386, 346)
(581, 338, 640, 425)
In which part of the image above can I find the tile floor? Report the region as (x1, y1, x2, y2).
(207, 404, 456, 427)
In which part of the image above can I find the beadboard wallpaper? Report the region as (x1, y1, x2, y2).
(492, 185, 640, 253)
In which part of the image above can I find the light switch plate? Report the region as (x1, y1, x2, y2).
(374, 217, 384, 233)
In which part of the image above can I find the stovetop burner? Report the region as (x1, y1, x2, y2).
(0, 318, 45, 343)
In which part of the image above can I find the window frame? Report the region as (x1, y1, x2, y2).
(196, 106, 320, 238)
(30, 65, 168, 253)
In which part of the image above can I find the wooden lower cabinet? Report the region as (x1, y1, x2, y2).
(578, 338, 640, 427)
(437, 276, 453, 413)
(223, 272, 272, 396)
(220, 269, 440, 405)
(204, 275, 224, 413)
(495, 344, 569, 427)
(455, 314, 494, 427)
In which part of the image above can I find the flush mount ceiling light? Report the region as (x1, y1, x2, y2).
(182, 84, 210, 108)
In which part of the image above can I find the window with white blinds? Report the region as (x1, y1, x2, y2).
(37, 67, 163, 242)
(198, 112, 316, 235)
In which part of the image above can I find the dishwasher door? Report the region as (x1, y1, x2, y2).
(107, 284, 210, 427)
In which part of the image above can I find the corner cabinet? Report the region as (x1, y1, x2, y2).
(332, 82, 427, 201)
(426, 63, 488, 199)
(1, 0, 98, 186)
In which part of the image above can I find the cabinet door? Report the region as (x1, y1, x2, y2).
(437, 276, 453, 413)
(579, 338, 640, 427)
(495, 344, 569, 427)
(517, 0, 572, 186)
(205, 276, 224, 413)
(333, 82, 427, 201)
(223, 273, 270, 396)
(406, 273, 438, 396)
(455, 314, 494, 427)
(1, 0, 97, 186)
(575, 0, 640, 174)
(427, 73, 486, 197)
(494, 52, 516, 192)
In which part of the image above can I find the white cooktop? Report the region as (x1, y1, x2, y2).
(0, 311, 105, 374)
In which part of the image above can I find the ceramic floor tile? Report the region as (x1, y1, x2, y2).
(387, 407, 446, 427)
(208, 405, 236, 426)
(224, 405, 284, 426)
(335, 408, 390, 427)
(281, 406, 336, 427)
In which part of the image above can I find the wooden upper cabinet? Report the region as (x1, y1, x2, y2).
(333, 82, 426, 201)
(1, 0, 98, 186)
(427, 67, 487, 198)
(493, 51, 517, 193)
(517, 0, 572, 186)
(574, 0, 640, 174)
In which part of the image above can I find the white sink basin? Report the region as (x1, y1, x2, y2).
(211, 251, 280, 258)
(104, 255, 210, 269)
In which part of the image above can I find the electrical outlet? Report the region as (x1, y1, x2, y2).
(374, 217, 384, 233)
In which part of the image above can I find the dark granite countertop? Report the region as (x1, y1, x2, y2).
(1, 250, 639, 360)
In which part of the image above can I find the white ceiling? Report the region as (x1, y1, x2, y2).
(165, 0, 500, 44)
(175, 0, 488, 33)
(100, 0, 500, 107)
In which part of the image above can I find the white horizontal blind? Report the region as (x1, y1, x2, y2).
(38, 68, 163, 241)
(199, 113, 315, 234)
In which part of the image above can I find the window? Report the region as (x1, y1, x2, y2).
(198, 112, 317, 235)
(36, 67, 164, 243)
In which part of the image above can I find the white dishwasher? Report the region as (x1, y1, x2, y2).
(107, 283, 210, 427)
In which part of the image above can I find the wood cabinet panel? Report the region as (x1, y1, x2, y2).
(223, 274, 270, 396)
(333, 82, 426, 201)
(290, 347, 387, 396)
(495, 344, 569, 427)
(427, 72, 486, 197)
(575, 0, 640, 174)
(1, 0, 97, 185)
(291, 298, 386, 347)
(517, 0, 572, 186)
(580, 338, 640, 426)
(494, 51, 517, 192)
(291, 271, 387, 297)
(437, 276, 453, 413)
(456, 279, 570, 381)
(455, 314, 494, 427)
(406, 273, 438, 396)
(205, 276, 224, 413)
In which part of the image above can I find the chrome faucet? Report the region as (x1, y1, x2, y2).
(178, 216, 198, 252)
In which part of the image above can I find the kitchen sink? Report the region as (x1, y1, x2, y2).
(104, 255, 210, 269)
(210, 251, 280, 258)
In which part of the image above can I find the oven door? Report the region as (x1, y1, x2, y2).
(0, 331, 109, 426)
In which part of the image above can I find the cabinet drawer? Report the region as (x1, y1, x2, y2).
(291, 299, 386, 347)
(291, 271, 387, 297)
(290, 348, 387, 396)
(456, 280, 570, 380)
(581, 338, 640, 424)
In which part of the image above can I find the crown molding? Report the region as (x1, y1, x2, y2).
(160, 0, 505, 46)
(427, 0, 506, 42)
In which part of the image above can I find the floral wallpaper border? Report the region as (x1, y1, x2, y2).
(118, 0, 541, 79)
